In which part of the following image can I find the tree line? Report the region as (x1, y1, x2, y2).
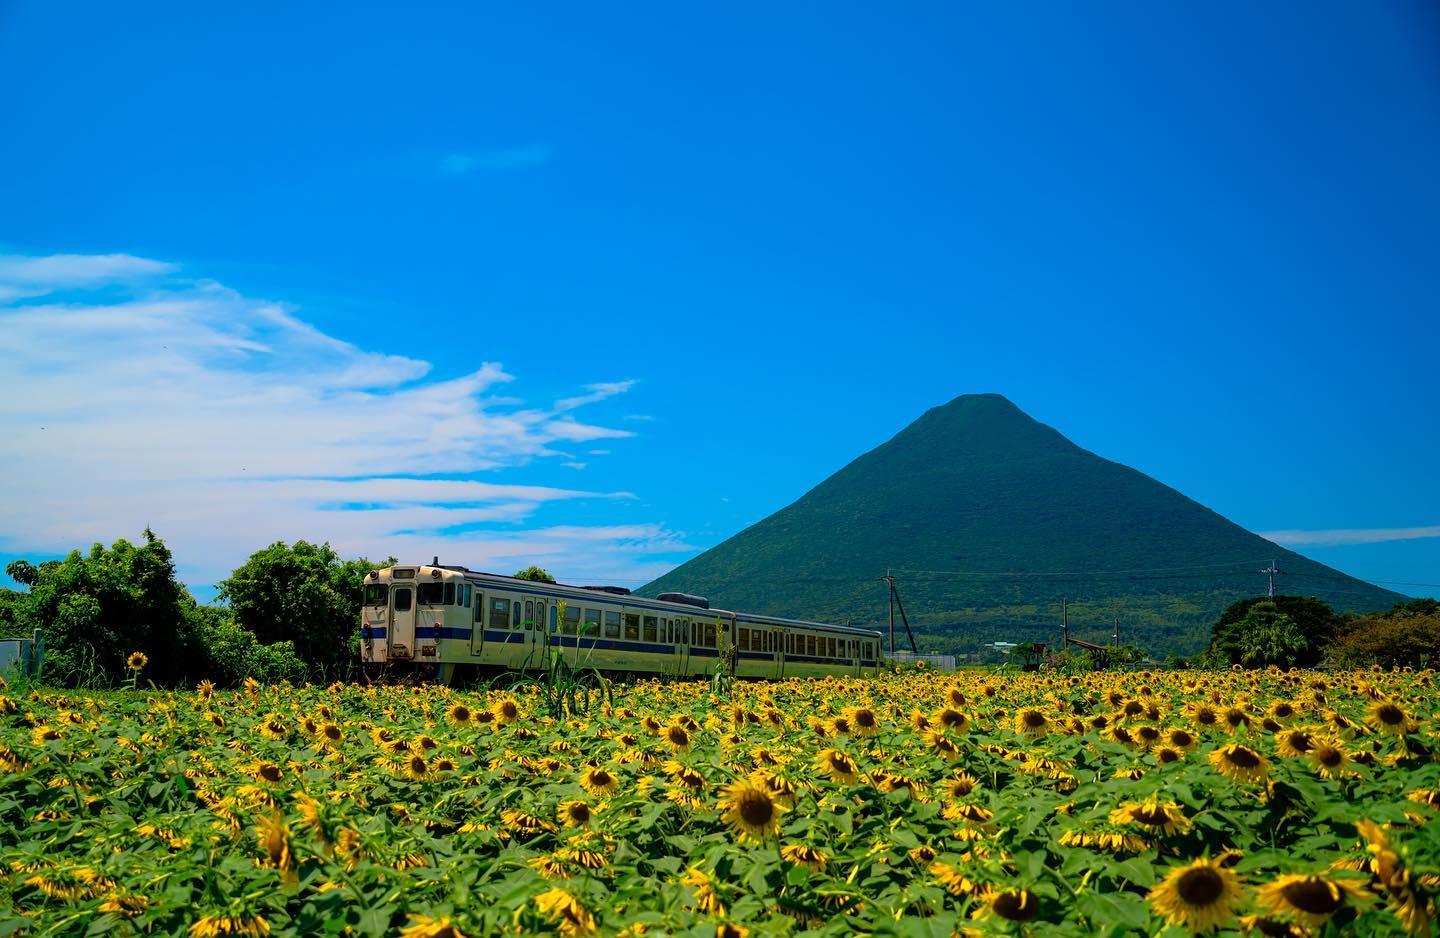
(2, 529, 1434, 687)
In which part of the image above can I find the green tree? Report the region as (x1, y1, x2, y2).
(219, 541, 393, 680)
(1231, 604, 1308, 667)
(513, 565, 557, 583)
(1329, 604, 1440, 669)
(1206, 596, 1337, 667)
(5, 530, 203, 685)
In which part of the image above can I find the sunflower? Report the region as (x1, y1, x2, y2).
(1109, 800, 1192, 835)
(973, 888, 1040, 923)
(445, 703, 473, 726)
(1256, 873, 1368, 928)
(318, 722, 344, 749)
(780, 843, 829, 871)
(681, 866, 726, 916)
(931, 861, 979, 897)
(1367, 700, 1414, 736)
(814, 748, 861, 785)
(257, 714, 287, 740)
(252, 762, 283, 784)
(399, 916, 469, 938)
(492, 697, 521, 724)
(126, 652, 149, 671)
(714, 924, 748, 938)
(255, 811, 293, 872)
(1222, 707, 1251, 732)
(579, 766, 620, 797)
(941, 771, 979, 800)
(1209, 744, 1271, 784)
(1153, 745, 1184, 765)
(934, 707, 971, 732)
(719, 778, 785, 842)
(1164, 727, 1199, 751)
(534, 888, 598, 938)
(404, 753, 429, 779)
(1356, 820, 1431, 936)
(826, 715, 852, 736)
(663, 723, 692, 752)
(1149, 857, 1245, 932)
(1015, 709, 1050, 737)
(1275, 729, 1315, 758)
(1268, 700, 1298, 724)
(922, 729, 963, 761)
(1307, 743, 1347, 778)
(846, 706, 880, 737)
(189, 914, 271, 937)
(557, 800, 593, 828)
(1134, 725, 1162, 746)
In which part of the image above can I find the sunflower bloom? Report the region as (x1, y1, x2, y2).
(126, 652, 148, 671)
(534, 888, 598, 938)
(1256, 873, 1369, 928)
(399, 916, 469, 938)
(814, 748, 860, 785)
(1209, 744, 1271, 784)
(579, 766, 619, 798)
(1149, 857, 1245, 932)
(719, 778, 785, 842)
(1108, 800, 1192, 836)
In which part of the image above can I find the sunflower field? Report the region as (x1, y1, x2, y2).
(4, 666, 1440, 937)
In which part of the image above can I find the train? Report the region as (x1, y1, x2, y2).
(359, 561, 884, 681)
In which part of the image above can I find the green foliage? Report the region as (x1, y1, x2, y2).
(218, 540, 393, 681)
(5, 530, 204, 686)
(189, 604, 307, 686)
(1329, 600, 1440, 669)
(1206, 598, 1333, 668)
(513, 565, 557, 583)
(639, 394, 1401, 657)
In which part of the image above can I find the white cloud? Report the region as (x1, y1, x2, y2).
(1260, 526, 1440, 547)
(0, 253, 687, 588)
(0, 253, 175, 301)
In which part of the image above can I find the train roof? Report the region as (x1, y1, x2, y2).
(382, 564, 883, 638)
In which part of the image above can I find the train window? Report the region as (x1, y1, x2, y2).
(443, 583, 455, 605)
(806, 635, 817, 657)
(624, 613, 640, 640)
(643, 616, 658, 642)
(864, 641, 873, 659)
(513, 602, 521, 627)
(474, 592, 483, 623)
(393, 587, 412, 612)
(738, 628, 750, 651)
(418, 582, 444, 605)
(457, 584, 468, 608)
(524, 600, 535, 628)
(704, 623, 716, 647)
(490, 597, 509, 630)
(363, 584, 388, 606)
(564, 606, 581, 635)
(550, 606, 559, 633)
(579, 608, 598, 636)
(828, 638, 837, 658)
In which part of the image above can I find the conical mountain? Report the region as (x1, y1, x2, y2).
(640, 394, 1402, 655)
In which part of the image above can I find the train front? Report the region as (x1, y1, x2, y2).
(360, 562, 467, 672)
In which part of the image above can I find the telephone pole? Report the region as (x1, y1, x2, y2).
(1260, 560, 1286, 599)
(1061, 598, 1069, 647)
(879, 573, 918, 656)
(1113, 615, 1120, 648)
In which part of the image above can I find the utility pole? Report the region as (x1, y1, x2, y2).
(1113, 616, 1120, 648)
(1062, 598, 1069, 648)
(1260, 560, 1286, 599)
(879, 573, 918, 656)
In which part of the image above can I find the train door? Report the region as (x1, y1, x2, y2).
(675, 617, 689, 675)
(522, 598, 547, 665)
(772, 628, 784, 679)
(469, 590, 484, 655)
(389, 584, 416, 659)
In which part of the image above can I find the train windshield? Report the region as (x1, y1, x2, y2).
(363, 584, 388, 606)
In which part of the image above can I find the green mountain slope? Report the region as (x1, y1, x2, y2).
(639, 394, 1402, 656)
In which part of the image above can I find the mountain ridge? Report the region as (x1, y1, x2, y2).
(639, 393, 1402, 656)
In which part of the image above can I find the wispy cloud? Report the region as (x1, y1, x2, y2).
(0, 253, 685, 587)
(1260, 526, 1440, 547)
(440, 144, 551, 174)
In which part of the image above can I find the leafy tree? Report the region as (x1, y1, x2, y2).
(1206, 596, 1337, 667)
(1231, 604, 1308, 667)
(188, 605, 306, 685)
(5, 530, 203, 685)
(513, 565, 557, 583)
(1329, 604, 1440, 669)
(219, 541, 392, 680)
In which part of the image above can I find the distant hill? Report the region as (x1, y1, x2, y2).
(639, 393, 1403, 657)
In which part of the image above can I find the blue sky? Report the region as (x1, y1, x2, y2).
(1, 2, 1437, 604)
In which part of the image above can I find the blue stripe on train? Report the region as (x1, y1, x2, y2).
(361, 627, 388, 639)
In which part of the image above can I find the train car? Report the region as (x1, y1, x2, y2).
(359, 561, 883, 682)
